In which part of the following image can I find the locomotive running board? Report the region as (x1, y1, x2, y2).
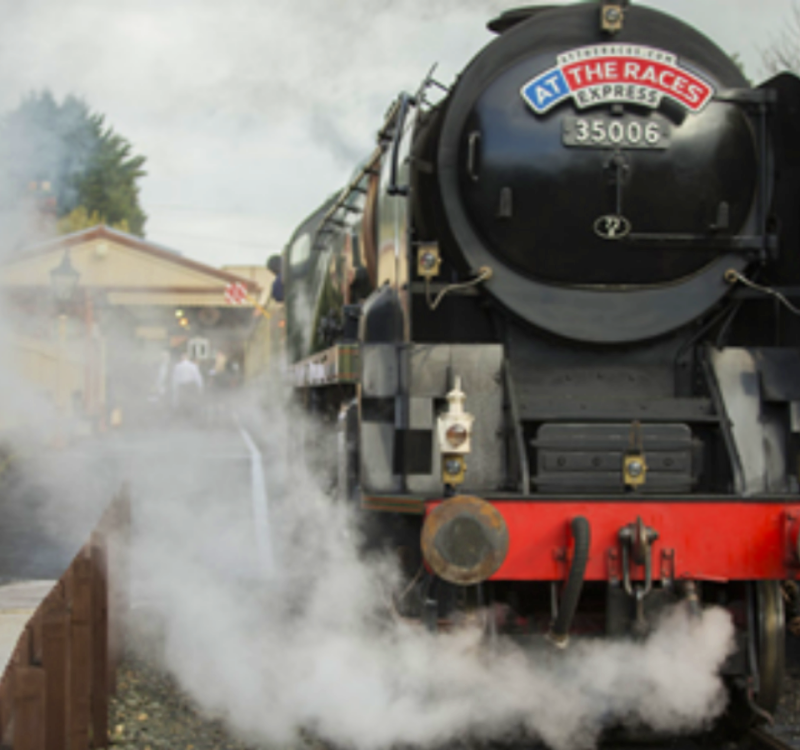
(361, 494, 426, 515)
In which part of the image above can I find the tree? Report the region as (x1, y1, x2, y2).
(56, 206, 130, 235)
(0, 91, 147, 237)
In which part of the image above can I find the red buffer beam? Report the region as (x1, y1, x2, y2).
(422, 500, 800, 582)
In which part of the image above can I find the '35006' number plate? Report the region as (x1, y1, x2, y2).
(562, 114, 670, 150)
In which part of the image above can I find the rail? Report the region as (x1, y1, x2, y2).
(0, 485, 131, 750)
(747, 726, 799, 750)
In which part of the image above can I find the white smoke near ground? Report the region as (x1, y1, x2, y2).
(0, 236, 738, 748)
(0, 3, 739, 744)
(0, 292, 739, 747)
(123, 388, 736, 750)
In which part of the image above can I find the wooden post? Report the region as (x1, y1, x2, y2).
(0, 632, 19, 749)
(0, 676, 10, 747)
(14, 666, 46, 750)
(90, 533, 108, 749)
(13, 628, 46, 750)
(42, 584, 68, 750)
(67, 551, 93, 750)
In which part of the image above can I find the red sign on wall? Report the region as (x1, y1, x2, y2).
(224, 282, 249, 305)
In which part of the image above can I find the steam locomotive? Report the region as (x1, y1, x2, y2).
(274, 0, 800, 727)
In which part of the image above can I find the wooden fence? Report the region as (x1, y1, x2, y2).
(0, 486, 131, 749)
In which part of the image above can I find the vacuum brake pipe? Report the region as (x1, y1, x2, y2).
(548, 516, 591, 648)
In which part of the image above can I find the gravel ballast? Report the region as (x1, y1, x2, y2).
(109, 658, 265, 750)
(109, 659, 800, 750)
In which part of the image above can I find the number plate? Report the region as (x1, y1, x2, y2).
(562, 114, 670, 150)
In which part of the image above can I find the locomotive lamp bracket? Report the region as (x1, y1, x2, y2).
(442, 454, 467, 485)
(600, 1, 628, 34)
(417, 244, 442, 279)
(623, 454, 648, 486)
(624, 421, 648, 487)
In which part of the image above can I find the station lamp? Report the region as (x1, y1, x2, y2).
(50, 249, 81, 305)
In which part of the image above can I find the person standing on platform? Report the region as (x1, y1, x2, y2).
(172, 352, 204, 423)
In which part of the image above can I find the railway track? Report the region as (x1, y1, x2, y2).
(747, 727, 800, 750)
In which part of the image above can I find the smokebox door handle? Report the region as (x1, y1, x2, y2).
(467, 131, 482, 182)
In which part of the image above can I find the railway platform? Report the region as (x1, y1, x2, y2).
(0, 580, 55, 670)
(0, 410, 276, 675)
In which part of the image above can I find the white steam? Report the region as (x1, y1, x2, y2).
(0, 284, 737, 749)
(126, 392, 735, 750)
(0, 43, 736, 747)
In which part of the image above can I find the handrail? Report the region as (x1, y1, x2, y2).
(387, 93, 415, 197)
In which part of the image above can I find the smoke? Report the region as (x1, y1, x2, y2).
(0, 247, 737, 748)
(0, 3, 739, 746)
(0, 0, 515, 264)
(0, 1, 793, 267)
(121, 390, 735, 750)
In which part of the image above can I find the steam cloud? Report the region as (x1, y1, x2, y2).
(0, 5, 738, 747)
(0, 280, 737, 748)
(125, 393, 735, 750)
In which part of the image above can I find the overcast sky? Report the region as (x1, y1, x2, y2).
(1, 0, 796, 268)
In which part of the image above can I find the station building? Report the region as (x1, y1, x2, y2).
(0, 225, 267, 437)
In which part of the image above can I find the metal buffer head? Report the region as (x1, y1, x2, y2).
(421, 495, 510, 585)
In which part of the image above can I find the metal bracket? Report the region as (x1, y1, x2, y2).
(619, 517, 659, 635)
(441, 453, 467, 485)
(600, 2, 627, 34)
(624, 421, 648, 487)
(417, 244, 442, 279)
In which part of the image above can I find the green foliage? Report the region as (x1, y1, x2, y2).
(56, 206, 130, 235)
(0, 91, 147, 236)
